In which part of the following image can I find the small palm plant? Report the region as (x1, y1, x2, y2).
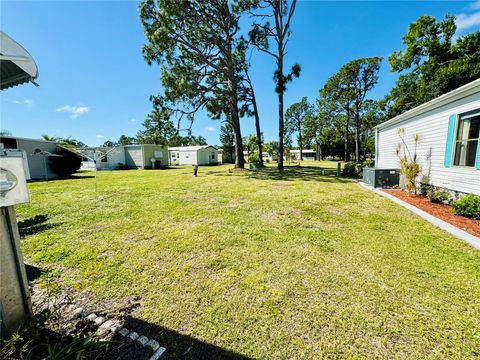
(396, 129, 421, 194)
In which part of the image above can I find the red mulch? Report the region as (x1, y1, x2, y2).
(383, 189, 480, 238)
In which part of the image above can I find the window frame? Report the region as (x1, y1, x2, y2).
(452, 109, 480, 168)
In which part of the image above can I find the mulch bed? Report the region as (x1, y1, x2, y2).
(383, 189, 480, 238)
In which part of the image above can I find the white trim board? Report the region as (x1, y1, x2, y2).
(357, 182, 480, 250)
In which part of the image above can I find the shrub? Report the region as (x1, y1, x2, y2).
(342, 161, 364, 178)
(452, 194, 480, 220)
(419, 175, 430, 195)
(48, 147, 82, 177)
(427, 188, 451, 204)
(248, 153, 259, 164)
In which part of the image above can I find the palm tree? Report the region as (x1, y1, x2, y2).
(41, 133, 60, 142)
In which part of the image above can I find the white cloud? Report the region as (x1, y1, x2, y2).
(130, 118, 137, 123)
(205, 126, 216, 132)
(456, 12, 480, 32)
(13, 99, 33, 105)
(96, 134, 105, 138)
(56, 105, 90, 119)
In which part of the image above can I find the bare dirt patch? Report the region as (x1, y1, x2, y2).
(383, 189, 480, 238)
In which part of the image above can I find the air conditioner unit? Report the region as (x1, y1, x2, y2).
(363, 168, 400, 188)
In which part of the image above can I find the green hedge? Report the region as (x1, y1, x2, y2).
(452, 194, 480, 220)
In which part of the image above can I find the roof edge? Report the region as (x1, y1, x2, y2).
(374, 78, 480, 130)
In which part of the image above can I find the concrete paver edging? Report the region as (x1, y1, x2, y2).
(357, 182, 480, 250)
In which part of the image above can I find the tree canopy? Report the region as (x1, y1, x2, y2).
(139, 0, 249, 167)
(382, 15, 480, 118)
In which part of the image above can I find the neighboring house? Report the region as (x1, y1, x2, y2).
(218, 147, 235, 163)
(81, 144, 168, 169)
(375, 79, 480, 195)
(169, 145, 219, 165)
(290, 149, 316, 161)
(217, 149, 223, 164)
(0, 136, 59, 180)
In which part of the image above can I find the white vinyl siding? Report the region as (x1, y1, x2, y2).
(376, 92, 480, 195)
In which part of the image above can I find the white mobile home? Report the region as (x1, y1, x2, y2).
(169, 145, 219, 165)
(81, 144, 168, 170)
(291, 149, 316, 160)
(375, 79, 480, 195)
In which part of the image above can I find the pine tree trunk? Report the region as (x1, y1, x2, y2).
(344, 122, 349, 162)
(277, 51, 284, 170)
(355, 113, 360, 162)
(299, 130, 303, 161)
(252, 92, 264, 167)
(226, 60, 244, 169)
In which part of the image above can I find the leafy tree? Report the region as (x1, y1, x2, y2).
(188, 135, 208, 146)
(265, 140, 279, 161)
(383, 15, 480, 117)
(285, 97, 312, 160)
(322, 57, 382, 161)
(58, 137, 87, 148)
(219, 122, 235, 163)
(0, 130, 12, 136)
(169, 134, 207, 147)
(139, 0, 248, 168)
(136, 100, 177, 145)
(118, 135, 136, 145)
(249, 0, 300, 170)
(304, 96, 329, 160)
(102, 140, 116, 147)
(243, 133, 264, 160)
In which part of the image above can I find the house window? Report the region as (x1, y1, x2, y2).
(211, 153, 215, 160)
(154, 150, 163, 158)
(453, 110, 480, 167)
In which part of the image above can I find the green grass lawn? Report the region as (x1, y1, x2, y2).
(17, 161, 480, 359)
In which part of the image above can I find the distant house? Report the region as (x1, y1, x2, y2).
(169, 145, 219, 166)
(375, 79, 480, 195)
(0, 136, 59, 180)
(290, 149, 316, 161)
(218, 148, 235, 163)
(81, 144, 168, 170)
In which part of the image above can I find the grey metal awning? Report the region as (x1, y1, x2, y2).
(0, 31, 38, 90)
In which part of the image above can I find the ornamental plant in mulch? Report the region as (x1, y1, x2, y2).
(452, 194, 480, 220)
(396, 128, 421, 194)
(427, 188, 451, 204)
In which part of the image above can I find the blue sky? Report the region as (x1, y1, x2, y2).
(2, 1, 480, 146)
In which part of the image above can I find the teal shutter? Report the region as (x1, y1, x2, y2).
(476, 137, 480, 170)
(444, 114, 456, 168)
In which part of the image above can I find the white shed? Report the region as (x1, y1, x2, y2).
(375, 79, 480, 195)
(169, 145, 219, 166)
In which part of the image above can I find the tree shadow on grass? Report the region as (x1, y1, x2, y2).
(18, 215, 59, 237)
(205, 165, 352, 183)
(120, 316, 254, 360)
